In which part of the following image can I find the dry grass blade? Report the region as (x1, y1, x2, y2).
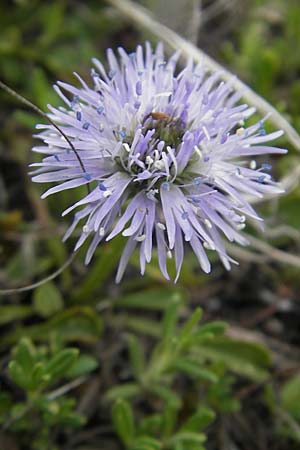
(245, 233, 300, 268)
(107, 0, 300, 150)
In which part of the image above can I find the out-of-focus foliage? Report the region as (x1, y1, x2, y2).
(0, 1, 300, 449)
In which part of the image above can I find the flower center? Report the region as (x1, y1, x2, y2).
(114, 112, 187, 190)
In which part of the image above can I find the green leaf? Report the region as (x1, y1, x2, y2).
(161, 404, 178, 438)
(127, 334, 145, 380)
(162, 295, 182, 343)
(194, 337, 271, 381)
(181, 406, 216, 432)
(281, 375, 300, 421)
(112, 399, 135, 447)
(171, 431, 206, 445)
(14, 338, 36, 374)
(3, 306, 103, 346)
(31, 362, 50, 389)
(106, 383, 141, 401)
(66, 354, 98, 378)
(173, 357, 218, 383)
(0, 305, 32, 325)
(9, 361, 27, 390)
(123, 315, 162, 338)
(138, 414, 163, 435)
(131, 436, 162, 450)
(45, 348, 79, 380)
(178, 307, 203, 348)
(193, 321, 228, 339)
(33, 282, 64, 318)
(114, 288, 186, 310)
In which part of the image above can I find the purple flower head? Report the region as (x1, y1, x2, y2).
(31, 43, 286, 282)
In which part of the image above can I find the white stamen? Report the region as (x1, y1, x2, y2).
(103, 190, 112, 197)
(193, 145, 203, 158)
(82, 225, 90, 233)
(146, 155, 154, 165)
(203, 126, 210, 140)
(156, 222, 166, 231)
(166, 146, 178, 182)
(154, 91, 172, 98)
(154, 160, 165, 170)
(250, 160, 257, 170)
(204, 219, 212, 229)
(237, 223, 246, 230)
(167, 250, 172, 259)
(99, 227, 105, 236)
(203, 241, 215, 250)
(161, 152, 170, 177)
(123, 143, 131, 153)
(135, 234, 146, 242)
(236, 127, 245, 136)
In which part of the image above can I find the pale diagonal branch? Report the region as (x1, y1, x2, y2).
(107, 0, 300, 150)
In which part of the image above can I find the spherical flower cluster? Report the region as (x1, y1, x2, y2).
(31, 43, 286, 282)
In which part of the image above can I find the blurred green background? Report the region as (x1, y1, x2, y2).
(0, 1, 300, 449)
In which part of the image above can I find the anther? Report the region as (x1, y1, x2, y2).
(181, 211, 189, 220)
(119, 130, 127, 139)
(204, 219, 212, 229)
(261, 163, 272, 171)
(236, 127, 245, 136)
(108, 70, 117, 79)
(193, 177, 202, 186)
(82, 225, 90, 233)
(135, 234, 146, 242)
(203, 241, 215, 250)
(167, 250, 172, 259)
(99, 182, 107, 191)
(83, 173, 92, 181)
(220, 133, 228, 144)
(154, 160, 165, 170)
(156, 222, 166, 230)
(136, 81, 142, 96)
(83, 122, 90, 130)
(146, 155, 154, 165)
(76, 111, 82, 121)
